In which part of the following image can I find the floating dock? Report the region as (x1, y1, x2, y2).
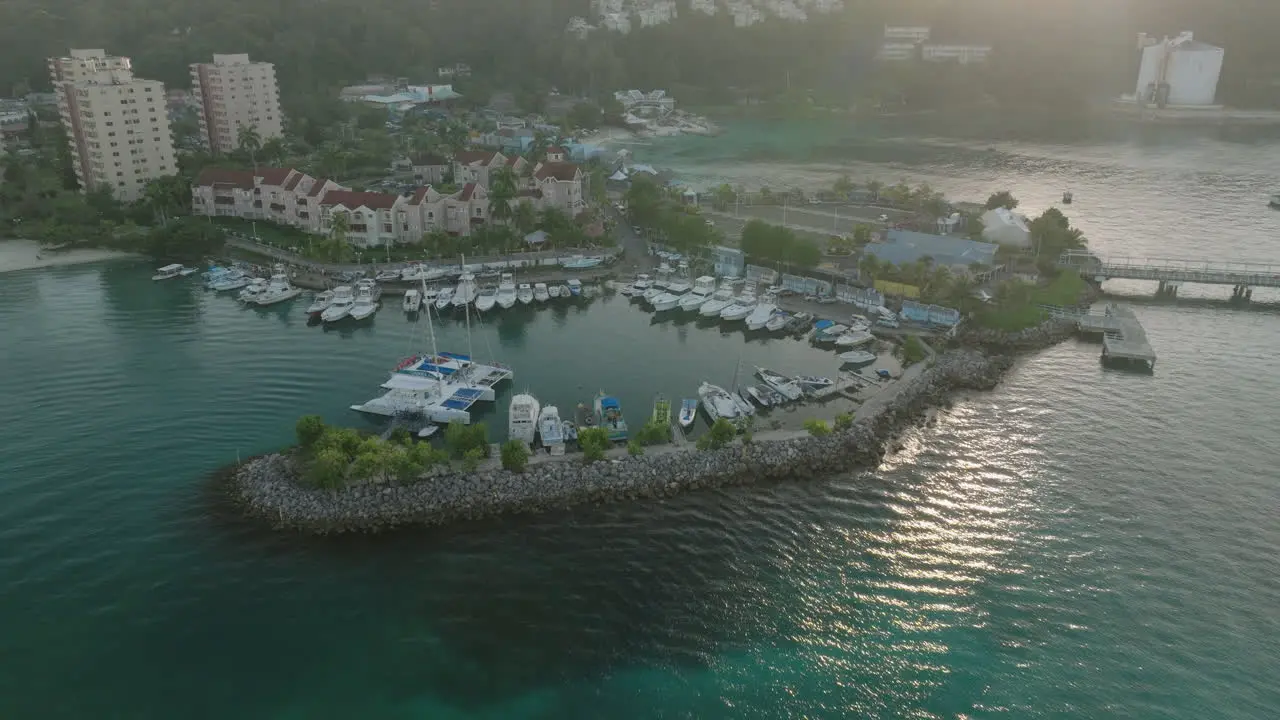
(1076, 304, 1156, 370)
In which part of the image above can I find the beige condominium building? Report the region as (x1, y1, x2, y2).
(49, 48, 176, 203)
(190, 54, 283, 154)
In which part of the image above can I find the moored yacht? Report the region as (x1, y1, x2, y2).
(679, 276, 717, 311)
(567, 278, 582, 296)
(720, 289, 756, 321)
(548, 284, 563, 299)
(209, 269, 251, 292)
(765, 312, 790, 332)
(839, 350, 877, 365)
(451, 272, 478, 308)
(517, 283, 534, 305)
(475, 285, 498, 312)
(678, 398, 698, 429)
(698, 381, 740, 423)
(238, 277, 268, 304)
(533, 283, 550, 303)
(631, 274, 652, 296)
(508, 393, 541, 445)
(255, 270, 302, 306)
(321, 286, 355, 322)
(403, 288, 421, 313)
(538, 406, 565, 454)
(699, 286, 736, 317)
(306, 289, 334, 317)
(594, 391, 629, 442)
(434, 286, 454, 310)
(835, 329, 874, 348)
(152, 264, 185, 281)
(744, 293, 779, 331)
(496, 274, 517, 309)
(754, 366, 804, 401)
(349, 280, 381, 320)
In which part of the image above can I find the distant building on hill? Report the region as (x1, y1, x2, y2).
(190, 54, 284, 154)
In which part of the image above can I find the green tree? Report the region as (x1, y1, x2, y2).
(308, 447, 349, 489)
(488, 166, 518, 227)
(627, 439, 643, 456)
(834, 413, 853, 431)
(500, 439, 530, 472)
(900, 335, 928, 366)
(578, 427, 610, 462)
(866, 180, 883, 202)
(567, 102, 603, 130)
(141, 175, 191, 227)
(696, 418, 737, 450)
(833, 174, 855, 198)
(966, 214, 986, 239)
(512, 201, 538, 237)
(295, 415, 326, 448)
(142, 218, 226, 261)
(445, 420, 489, 459)
(803, 419, 831, 437)
(711, 183, 736, 211)
(237, 124, 263, 170)
(985, 190, 1019, 211)
(462, 446, 485, 472)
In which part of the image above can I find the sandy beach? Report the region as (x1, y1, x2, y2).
(0, 239, 139, 274)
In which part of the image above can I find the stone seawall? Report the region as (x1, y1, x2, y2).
(225, 348, 1016, 534)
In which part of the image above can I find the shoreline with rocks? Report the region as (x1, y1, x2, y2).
(221, 320, 1075, 534)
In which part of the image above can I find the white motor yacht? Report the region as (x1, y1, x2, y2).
(679, 276, 717, 311)
(496, 274, 517, 309)
(451, 272, 478, 308)
(744, 293, 779, 331)
(839, 350, 877, 365)
(475, 285, 498, 312)
(321, 286, 355, 322)
(255, 273, 303, 306)
(631, 274, 652, 295)
(349, 281, 381, 321)
(238, 278, 268, 304)
(533, 283, 550, 302)
(567, 279, 582, 296)
(517, 283, 534, 305)
(765, 312, 790, 332)
(699, 287, 736, 317)
(508, 393, 541, 446)
(306, 290, 334, 317)
(434, 286, 454, 310)
(402, 288, 421, 313)
(642, 283, 665, 304)
(698, 381, 741, 423)
(548, 284, 562, 299)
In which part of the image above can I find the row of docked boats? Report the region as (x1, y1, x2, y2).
(306, 279, 383, 322)
(621, 272, 812, 334)
(507, 390, 631, 455)
(200, 264, 306, 308)
(402, 272, 589, 314)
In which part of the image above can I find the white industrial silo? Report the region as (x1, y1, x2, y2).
(1134, 32, 1224, 107)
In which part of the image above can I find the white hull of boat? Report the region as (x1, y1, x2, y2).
(509, 394, 541, 446)
(720, 303, 753, 321)
(256, 287, 303, 306)
(652, 293, 681, 311)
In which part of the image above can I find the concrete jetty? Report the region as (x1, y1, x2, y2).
(1074, 304, 1156, 370)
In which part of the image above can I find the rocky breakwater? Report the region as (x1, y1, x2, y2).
(956, 318, 1076, 353)
(226, 349, 1015, 534)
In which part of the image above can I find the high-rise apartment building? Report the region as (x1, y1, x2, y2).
(49, 48, 177, 203)
(190, 54, 283, 154)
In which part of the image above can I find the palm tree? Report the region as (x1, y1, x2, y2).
(237, 124, 262, 171)
(865, 180, 883, 202)
(832, 174, 856, 199)
(512, 201, 537, 238)
(327, 211, 350, 262)
(488, 167, 518, 227)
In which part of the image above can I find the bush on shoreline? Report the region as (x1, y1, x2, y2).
(294, 416, 446, 489)
(500, 440, 530, 472)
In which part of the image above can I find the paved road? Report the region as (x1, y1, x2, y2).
(703, 203, 910, 238)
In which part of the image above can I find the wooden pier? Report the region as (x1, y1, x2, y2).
(1075, 304, 1156, 370)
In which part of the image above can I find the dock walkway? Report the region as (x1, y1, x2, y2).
(1048, 303, 1156, 369)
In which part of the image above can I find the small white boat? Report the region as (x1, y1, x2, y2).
(561, 254, 604, 269)
(151, 263, 185, 281)
(839, 350, 877, 365)
(475, 286, 498, 312)
(1270, 193, 1280, 209)
(765, 312, 790, 332)
(618, 283, 636, 297)
(567, 279, 582, 296)
(698, 381, 741, 423)
(642, 284, 664, 304)
(699, 287, 736, 317)
(755, 366, 804, 401)
(678, 398, 697, 429)
(533, 283, 550, 303)
(496, 274, 517, 309)
(517, 283, 534, 305)
(349, 280, 380, 320)
(548, 284, 562, 299)
(665, 278, 693, 296)
(509, 393, 541, 446)
(434, 286, 455, 310)
(178, 266, 197, 277)
(306, 290, 334, 317)
(835, 330, 875, 348)
(812, 323, 848, 343)
(403, 288, 421, 313)
(375, 269, 401, 282)
(744, 294, 778, 331)
(255, 272, 303, 306)
(400, 264, 424, 282)
(237, 277, 268, 304)
(321, 286, 355, 322)
(732, 388, 755, 417)
(557, 284, 570, 297)
(632, 274, 652, 293)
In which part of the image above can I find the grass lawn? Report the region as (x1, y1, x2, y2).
(975, 272, 1087, 331)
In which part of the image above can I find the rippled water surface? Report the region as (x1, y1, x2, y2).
(2, 127, 1280, 718)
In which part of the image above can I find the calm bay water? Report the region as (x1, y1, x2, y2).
(3, 126, 1280, 718)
